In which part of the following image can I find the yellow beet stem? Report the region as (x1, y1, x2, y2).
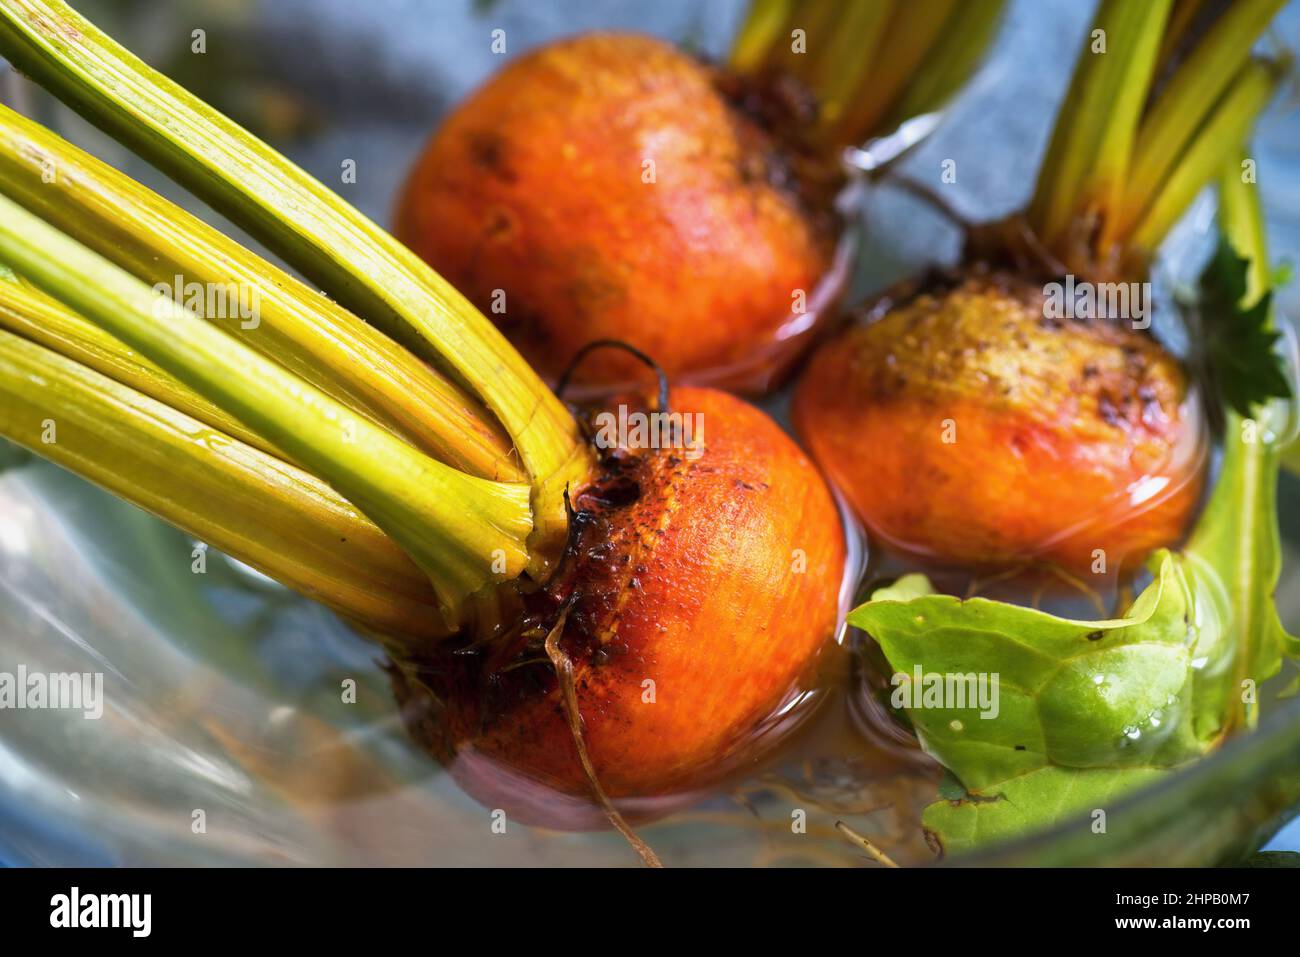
(1218, 160, 1272, 305)
(728, 0, 1006, 151)
(806, 0, 896, 135)
(832, 0, 955, 146)
(0, 270, 286, 461)
(0, 0, 590, 577)
(0, 102, 522, 484)
(1155, 0, 1211, 75)
(767, 0, 847, 85)
(0, 194, 532, 629)
(884, 0, 1006, 133)
(0, 328, 449, 642)
(1129, 59, 1283, 256)
(1027, 0, 1172, 254)
(729, 0, 793, 73)
(1117, 0, 1287, 240)
(1029, 0, 1284, 272)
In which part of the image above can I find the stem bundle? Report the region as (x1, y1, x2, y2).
(730, 0, 1006, 150)
(0, 328, 446, 640)
(0, 193, 534, 628)
(0, 0, 598, 632)
(1027, 0, 1287, 278)
(0, 102, 521, 482)
(0, 0, 591, 589)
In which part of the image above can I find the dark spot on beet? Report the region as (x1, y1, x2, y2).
(467, 130, 517, 182)
(482, 207, 518, 242)
(585, 475, 641, 508)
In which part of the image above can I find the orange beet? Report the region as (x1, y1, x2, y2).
(394, 32, 840, 392)
(392, 386, 846, 827)
(793, 272, 1205, 575)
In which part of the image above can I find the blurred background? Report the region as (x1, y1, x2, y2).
(1, 0, 1298, 865)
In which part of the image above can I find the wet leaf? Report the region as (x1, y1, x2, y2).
(1199, 239, 1292, 418)
(1184, 228, 1299, 735)
(851, 551, 1208, 852)
(922, 765, 1167, 856)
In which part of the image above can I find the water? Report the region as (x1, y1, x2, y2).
(5, 442, 1293, 865)
(0, 460, 946, 866)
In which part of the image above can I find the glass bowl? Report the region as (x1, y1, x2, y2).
(2, 0, 1298, 867)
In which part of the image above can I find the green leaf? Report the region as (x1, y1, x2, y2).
(922, 766, 1167, 857)
(851, 553, 1218, 856)
(967, 702, 1300, 866)
(1199, 238, 1293, 418)
(869, 572, 936, 604)
(1186, 164, 1300, 734)
(852, 552, 1204, 775)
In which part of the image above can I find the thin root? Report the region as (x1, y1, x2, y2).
(835, 820, 900, 868)
(545, 612, 663, 868)
(964, 563, 1029, 599)
(1037, 562, 1106, 617)
(885, 173, 974, 232)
